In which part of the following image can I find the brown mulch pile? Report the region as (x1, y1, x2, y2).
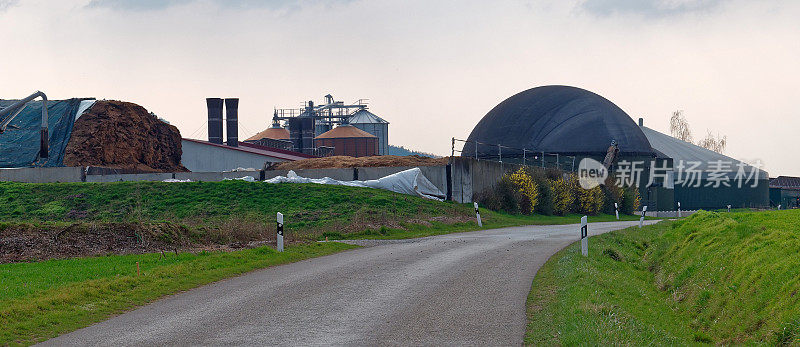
(271, 155, 449, 170)
(63, 100, 187, 172)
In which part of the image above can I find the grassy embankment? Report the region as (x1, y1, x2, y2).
(0, 243, 356, 346)
(526, 209, 800, 345)
(0, 180, 646, 244)
(1, 180, 646, 345)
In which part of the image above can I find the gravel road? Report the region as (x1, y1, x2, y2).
(41, 220, 654, 346)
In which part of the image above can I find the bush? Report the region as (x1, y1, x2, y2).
(550, 175, 575, 216)
(532, 170, 554, 216)
(476, 175, 522, 214)
(576, 185, 605, 215)
(600, 183, 623, 215)
(509, 168, 539, 214)
(620, 185, 641, 215)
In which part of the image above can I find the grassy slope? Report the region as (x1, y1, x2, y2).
(0, 180, 647, 242)
(0, 180, 464, 229)
(526, 210, 800, 345)
(0, 242, 358, 346)
(1, 181, 649, 345)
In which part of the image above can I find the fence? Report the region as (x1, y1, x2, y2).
(450, 138, 578, 172)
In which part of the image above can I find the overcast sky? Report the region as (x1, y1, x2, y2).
(2, 0, 798, 175)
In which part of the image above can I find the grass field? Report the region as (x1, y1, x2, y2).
(1, 180, 650, 345)
(525, 209, 800, 345)
(0, 180, 649, 253)
(0, 242, 358, 346)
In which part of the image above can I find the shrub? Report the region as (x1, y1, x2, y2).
(550, 175, 575, 216)
(531, 170, 554, 216)
(601, 183, 624, 215)
(509, 168, 539, 215)
(476, 175, 522, 214)
(620, 185, 641, 215)
(576, 185, 605, 215)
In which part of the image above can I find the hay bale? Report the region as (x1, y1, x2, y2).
(63, 100, 186, 172)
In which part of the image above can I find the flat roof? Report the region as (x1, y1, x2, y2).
(182, 138, 313, 161)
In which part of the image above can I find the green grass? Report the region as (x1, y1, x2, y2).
(0, 180, 654, 345)
(0, 242, 358, 346)
(526, 209, 800, 345)
(0, 180, 463, 228)
(0, 180, 650, 245)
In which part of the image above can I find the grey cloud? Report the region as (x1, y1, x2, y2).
(84, 0, 352, 11)
(580, 0, 724, 17)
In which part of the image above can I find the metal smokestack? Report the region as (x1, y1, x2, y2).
(206, 98, 224, 144)
(225, 98, 239, 147)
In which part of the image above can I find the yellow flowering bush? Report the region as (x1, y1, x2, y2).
(509, 168, 539, 214)
(550, 175, 574, 215)
(577, 185, 605, 215)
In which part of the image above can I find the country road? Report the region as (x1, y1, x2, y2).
(41, 220, 656, 346)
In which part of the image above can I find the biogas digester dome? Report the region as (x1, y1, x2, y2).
(462, 85, 654, 159)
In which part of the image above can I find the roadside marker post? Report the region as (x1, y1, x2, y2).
(580, 216, 588, 257)
(614, 202, 619, 220)
(474, 202, 482, 227)
(727, 205, 731, 213)
(677, 202, 681, 218)
(639, 206, 647, 228)
(276, 212, 284, 252)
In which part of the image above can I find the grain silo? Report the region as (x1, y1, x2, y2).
(349, 109, 389, 155)
(314, 124, 378, 157)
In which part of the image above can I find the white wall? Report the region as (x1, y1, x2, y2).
(181, 140, 286, 172)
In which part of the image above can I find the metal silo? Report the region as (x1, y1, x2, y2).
(348, 109, 389, 155)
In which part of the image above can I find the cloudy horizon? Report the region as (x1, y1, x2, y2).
(2, 0, 798, 175)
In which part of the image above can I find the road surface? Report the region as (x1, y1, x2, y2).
(42, 220, 655, 346)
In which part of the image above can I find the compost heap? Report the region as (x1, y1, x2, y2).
(63, 100, 186, 172)
(271, 155, 449, 170)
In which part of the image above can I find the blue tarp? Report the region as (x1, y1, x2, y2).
(0, 98, 86, 168)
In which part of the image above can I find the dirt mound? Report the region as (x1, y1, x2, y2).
(63, 100, 186, 172)
(272, 155, 449, 170)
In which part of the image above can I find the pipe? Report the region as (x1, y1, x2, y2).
(206, 98, 223, 144)
(225, 98, 239, 147)
(0, 91, 49, 158)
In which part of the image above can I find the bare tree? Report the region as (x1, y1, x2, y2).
(669, 110, 694, 143)
(669, 110, 728, 154)
(697, 130, 727, 153)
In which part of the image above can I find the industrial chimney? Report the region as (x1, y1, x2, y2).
(225, 98, 239, 147)
(206, 98, 224, 144)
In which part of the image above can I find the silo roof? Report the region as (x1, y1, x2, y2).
(246, 127, 290, 141)
(316, 124, 377, 139)
(464, 85, 654, 156)
(349, 109, 389, 124)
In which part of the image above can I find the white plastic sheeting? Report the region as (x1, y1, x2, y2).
(265, 167, 446, 201)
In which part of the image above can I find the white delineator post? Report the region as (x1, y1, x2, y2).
(614, 202, 619, 220)
(580, 215, 588, 257)
(276, 212, 284, 252)
(474, 202, 482, 227)
(677, 202, 681, 218)
(639, 206, 647, 228)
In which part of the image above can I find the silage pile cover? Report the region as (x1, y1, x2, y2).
(265, 167, 446, 201)
(0, 98, 93, 168)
